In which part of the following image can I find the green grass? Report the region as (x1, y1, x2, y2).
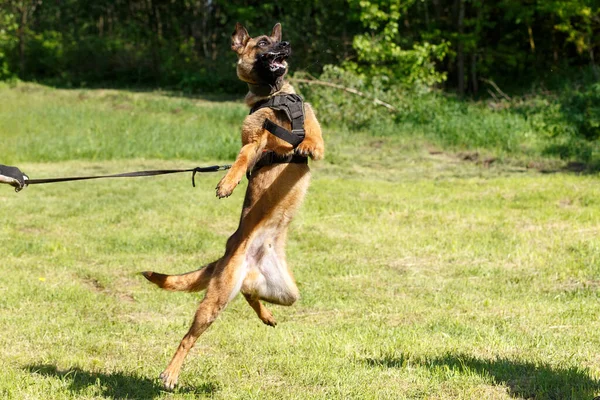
(1, 83, 600, 399)
(0, 83, 244, 163)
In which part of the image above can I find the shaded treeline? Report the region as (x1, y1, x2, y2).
(0, 0, 598, 93)
(0, 0, 355, 91)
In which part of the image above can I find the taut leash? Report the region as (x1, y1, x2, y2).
(24, 165, 231, 189)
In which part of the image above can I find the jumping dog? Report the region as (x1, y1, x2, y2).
(143, 22, 325, 390)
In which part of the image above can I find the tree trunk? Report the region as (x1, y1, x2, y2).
(457, 0, 465, 95)
(419, 0, 430, 27)
(551, 16, 559, 63)
(471, 52, 478, 94)
(590, 46, 599, 80)
(18, 1, 27, 77)
(146, 0, 160, 78)
(527, 25, 535, 53)
(98, 15, 104, 37)
(432, 0, 441, 22)
(201, 0, 210, 59)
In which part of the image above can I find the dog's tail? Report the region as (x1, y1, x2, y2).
(142, 262, 215, 292)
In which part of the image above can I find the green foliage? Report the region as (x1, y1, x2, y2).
(561, 83, 600, 141)
(297, 66, 394, 130)
(501, 74, 600, 162)
(26, 31, 66, 78)
(0, 0, 359, 92)
(538, 0, 599, 54)
(299, 64, 600, 165)
(349, 0, 449, 87)
(351, 37, 449, 87)
(1, 0, 598, 94)
(0, 7, 16, 79)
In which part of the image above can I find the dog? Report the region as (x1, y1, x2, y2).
(142, 22, 324, 390)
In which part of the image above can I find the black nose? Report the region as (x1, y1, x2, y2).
(279, 41, 289, 48)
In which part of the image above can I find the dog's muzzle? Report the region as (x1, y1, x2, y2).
(261, 42, 291, 73)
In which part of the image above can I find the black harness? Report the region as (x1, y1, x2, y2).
(248, 93, 308, 176)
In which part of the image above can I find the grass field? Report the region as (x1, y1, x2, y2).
(1, 83, 600, 399)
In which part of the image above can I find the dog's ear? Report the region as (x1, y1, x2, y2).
(231, 23, 250, 54)
(271, 23, 282, 42)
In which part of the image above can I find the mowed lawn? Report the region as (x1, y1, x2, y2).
(1, 83, 600, 399)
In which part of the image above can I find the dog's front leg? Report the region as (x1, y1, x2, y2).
(159, 254, 247, 390)
(295, 104, 324, 161)
(216, 142, 262, 198)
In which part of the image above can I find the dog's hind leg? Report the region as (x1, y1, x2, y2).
(243, 293, 277, 327)
(159, 254, 247, 390)
(142, 261, 217, 292)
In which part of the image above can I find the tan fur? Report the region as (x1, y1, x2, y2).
(142, 22, 324, 390)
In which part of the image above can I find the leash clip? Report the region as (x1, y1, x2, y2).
(191, 165, 231, 187)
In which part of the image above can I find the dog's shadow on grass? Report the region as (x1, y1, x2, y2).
(25, 364, 218, 399)
(365, 353, 600, 399)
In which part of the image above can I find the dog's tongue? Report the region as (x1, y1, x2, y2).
(269, 58, 286, 71)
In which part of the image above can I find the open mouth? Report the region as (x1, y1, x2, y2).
(264, 52, 288, 72)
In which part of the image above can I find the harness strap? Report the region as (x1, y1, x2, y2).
(250, 93, 306, 147)
(247, 151, 307, 179)
(248, 93, 308, 176)
(263, 119, 304, 147)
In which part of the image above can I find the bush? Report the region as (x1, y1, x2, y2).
(299, 65, 600, 164)
(295, 66, 397, 130)
(561, 83, 600, 141)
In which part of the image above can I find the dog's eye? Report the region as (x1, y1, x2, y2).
(258, 40, 268, 47)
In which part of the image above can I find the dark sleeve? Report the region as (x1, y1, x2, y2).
(0, 164, 28, 189)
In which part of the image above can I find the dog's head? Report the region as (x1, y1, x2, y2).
(231, 23, 290, 89)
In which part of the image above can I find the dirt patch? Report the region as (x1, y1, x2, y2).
(78, 274, 136, 302)
(556, 279, 600, 292)
(81, 276, 106, 292)
(458, 151, 479, 162)
(113, 103, 133, 111)
(117, 292, 135, 303)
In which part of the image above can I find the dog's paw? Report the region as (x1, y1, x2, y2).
(262, 316, 277, 327)
(215, 185, 233, 199)
(215, 177, 239, 199)
(260, 310, 278, 327)
(159, 370, 178, 391)
(296, 140, 324, 161)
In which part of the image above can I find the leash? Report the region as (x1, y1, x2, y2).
(25, 165, 231, 188)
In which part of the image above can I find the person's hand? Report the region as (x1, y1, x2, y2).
(0, 164, 28, 192)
